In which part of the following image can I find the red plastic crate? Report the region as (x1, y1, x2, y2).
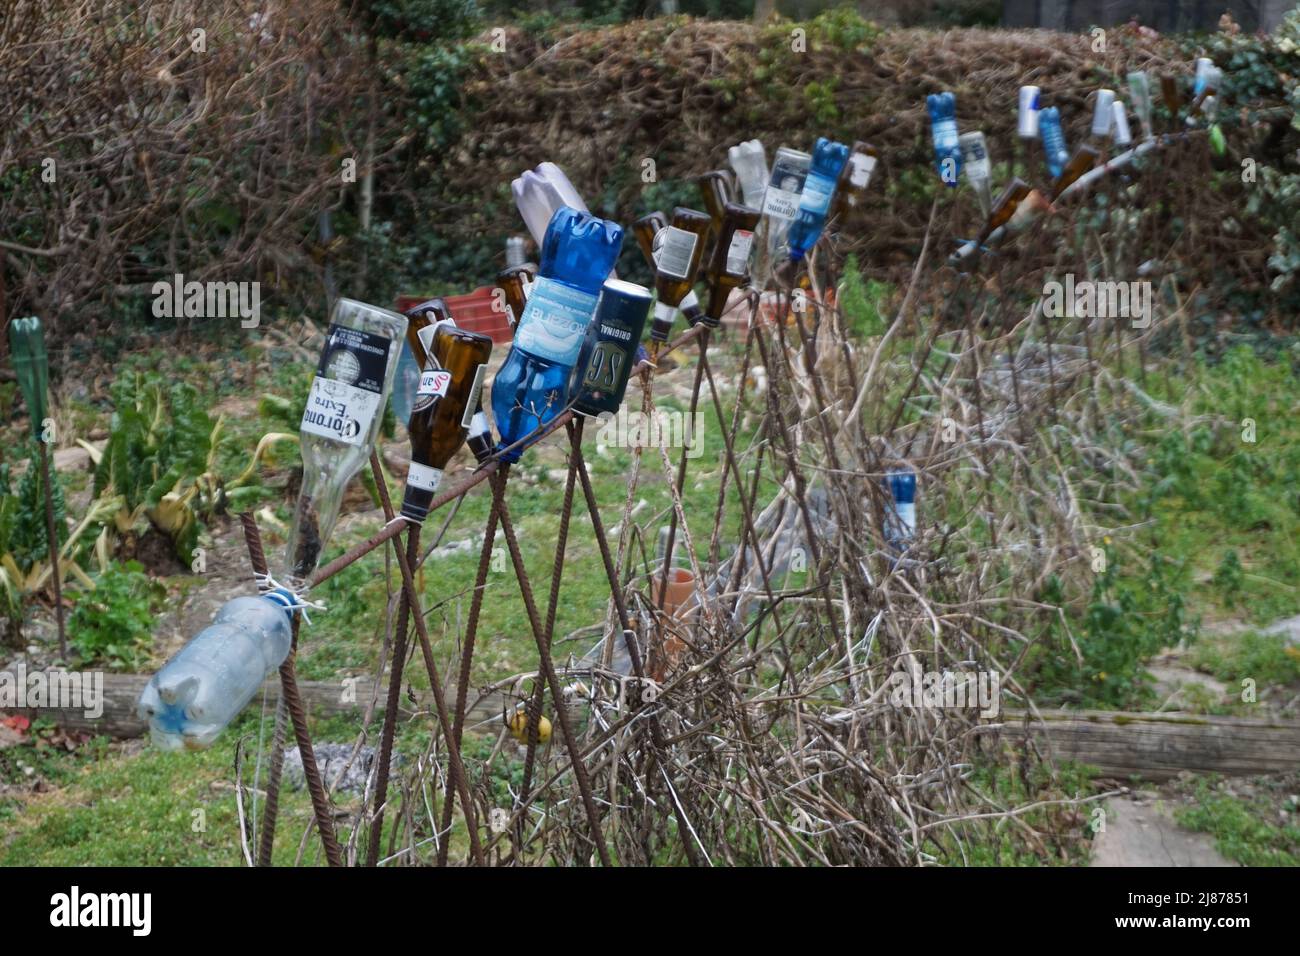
(394, 287, 513, 344)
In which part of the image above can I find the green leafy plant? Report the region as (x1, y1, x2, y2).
(67, 561, 161, 669)
(1213, 550, 1245, 608)
(90, 372, 231, 564)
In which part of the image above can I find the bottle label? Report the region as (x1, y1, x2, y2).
(848, 153, 876, 188)
(417, 369, 451, 398)
(581, 341, 627, 392)
(933, 118, 958, 151)
(725, 230, 755, 275)
(300, 324, 391, 446)
(798, 170, 836, 217)
(961, 142, 990, 183)
(460, 364, 487, 429)
(515, 276, 598, 365)
(406, 462, 444, 492)
(762, 155, 809, 222)
(656, 227, 698, 280)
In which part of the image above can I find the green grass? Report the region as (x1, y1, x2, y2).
(1174, 777, 1300, 866)
(1188, 629, 1300, 690)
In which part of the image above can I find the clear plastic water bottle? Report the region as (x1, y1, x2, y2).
(927, 92, 961, 186)
(787, 137, 849, 262)
(727, 139, 770, 209)
(490, 207, 623, 462)
(1038, 107, 1069, 180)
(285, 298, 406, 587)
(137, 589, 296, 750)
(512, 169, 569, 248)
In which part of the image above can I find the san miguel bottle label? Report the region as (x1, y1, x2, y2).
(761, 154, 809, 223)
(300, 324, 391, 446)
(515, 276, 598, 365)
(414, 368, 451, 409)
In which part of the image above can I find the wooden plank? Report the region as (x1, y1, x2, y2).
(990, 709, 1300, 780)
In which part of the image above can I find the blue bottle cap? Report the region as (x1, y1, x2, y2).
(886, 470, 917, 504)
(264, 588, 298, 615)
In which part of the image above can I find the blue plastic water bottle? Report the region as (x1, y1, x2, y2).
(1039, 107, 1069, 180)
(885, 470, 917, 553)
(927, 93, 961, 186)
(490, 207, 623, 462)
(787, 137, 849, 261)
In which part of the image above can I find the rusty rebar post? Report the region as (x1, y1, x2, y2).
(489, 467, 612, 866)
(366, 452, 484, 865)
(238, 511, 341, 867)
(239, 512, 288, 868)
(435, 473, 503, 867)
(518, 441, 579, 802)
(366, 522, 419, 867)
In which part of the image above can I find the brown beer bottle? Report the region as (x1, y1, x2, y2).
(1050, 145, 1100, 201)
(977, 178, 1032, 245)
(701, 202, 761, 328)
(632, 211, 669, 271)
(696, 171, 732, 240)
(649, 207, 711, 342)
(401, 322, 493, 521)
(634, 211, 705, 328)
(1159, 74, 1182, 129)
(829, 141, 880, 225)
(495, 264, 535, 332)
(402, 297, 453, 370)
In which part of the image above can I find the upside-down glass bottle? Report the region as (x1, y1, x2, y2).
(284, 298, 406, 588)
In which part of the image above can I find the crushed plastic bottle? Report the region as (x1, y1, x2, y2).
(137, 589, 296, 750)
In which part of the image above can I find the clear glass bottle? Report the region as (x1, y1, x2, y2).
(753, 146, 811, 291)
(284, 298, 406, 588)
(958, 132, 993, 218)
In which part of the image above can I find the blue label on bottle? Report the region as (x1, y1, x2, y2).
(799, 170, 837, 217)
(515, 276, 600, 365)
